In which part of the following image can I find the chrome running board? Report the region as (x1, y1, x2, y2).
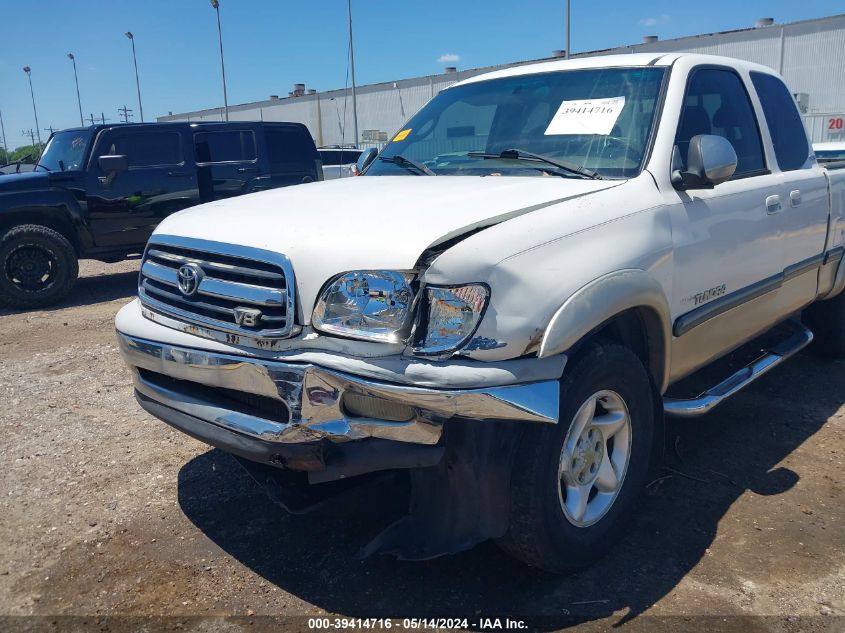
(663, 322, 813, 418)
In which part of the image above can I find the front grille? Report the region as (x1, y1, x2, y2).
(138, 236, 296, 342)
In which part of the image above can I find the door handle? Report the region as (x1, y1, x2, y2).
(167, 171, 190, 177)
(789, 190, 802, 207)
(237, 167, 259, 174)
(765, 194, 782, 214)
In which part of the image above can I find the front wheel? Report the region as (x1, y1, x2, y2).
(497, 340, 655, 573)
(0, 224, 79, 309)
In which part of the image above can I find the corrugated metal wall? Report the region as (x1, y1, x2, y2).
(159, 14, 845, 144)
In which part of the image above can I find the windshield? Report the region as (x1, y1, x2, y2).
(366, 67, 666, 179)
(38, 130, 93, 172)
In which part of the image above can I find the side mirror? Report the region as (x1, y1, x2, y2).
(671, 135, 737, 190)
(98, 154, 128, 173)
(354, 148, 378, 176)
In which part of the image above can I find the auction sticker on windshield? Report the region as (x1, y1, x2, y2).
(393, 128, 412, 142)
(544, 96, 626, 135)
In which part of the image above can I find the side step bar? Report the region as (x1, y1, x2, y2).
(663, 323, 813, 418)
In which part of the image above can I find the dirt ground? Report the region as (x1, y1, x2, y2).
(0, 260, 842, 633)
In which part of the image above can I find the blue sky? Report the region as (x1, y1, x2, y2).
(0, 0, 841, 149)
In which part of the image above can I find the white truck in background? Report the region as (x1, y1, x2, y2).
(117, 53, 845, 572)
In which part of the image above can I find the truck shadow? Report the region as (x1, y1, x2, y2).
(176, 352, 842, 628)
(0, 269, 138, 316)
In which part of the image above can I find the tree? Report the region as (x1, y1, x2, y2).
(9, 144, 43, 164)
(0, 147, 7, 165)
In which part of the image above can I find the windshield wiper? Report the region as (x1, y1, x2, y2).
(379, 154, 436, 176)
(467, 148, 601, 180)
(33, 162, 51, 172)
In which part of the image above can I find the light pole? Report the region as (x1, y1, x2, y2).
(347, 0, 359, 146)
(125, 31, 144, 122)
(565, 0, 571, 59)
(0, 108, 7, 162)
(22, 67, 43, 147)
(210, 0, 229, 121)
(67, 53, 84, 126)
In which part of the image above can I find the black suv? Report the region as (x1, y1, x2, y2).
(0, 121, 321, 308)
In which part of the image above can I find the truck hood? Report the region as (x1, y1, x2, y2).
(0, 170, 50, 192)
(154, 175, 621, 315)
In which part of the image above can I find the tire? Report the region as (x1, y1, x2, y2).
(803, 292, 845, 357)
(0, 224, 79, 309)
(497, 339, 655, 573)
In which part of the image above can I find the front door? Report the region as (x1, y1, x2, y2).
(86, 128, 197, 248)
(665, 66, 786, 380)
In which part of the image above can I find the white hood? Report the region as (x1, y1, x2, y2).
(154, 175, 620, 315)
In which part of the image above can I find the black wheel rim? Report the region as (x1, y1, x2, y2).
(5, 243, 58, 293)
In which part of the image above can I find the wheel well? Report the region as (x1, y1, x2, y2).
(569, 309, 668, 474)
(569, 307, 668, 391)
(0, 210, 80, 255)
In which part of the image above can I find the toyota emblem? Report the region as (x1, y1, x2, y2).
(177, 263, 203, 296)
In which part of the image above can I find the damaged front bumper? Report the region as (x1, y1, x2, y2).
(117, 331, 562, 482)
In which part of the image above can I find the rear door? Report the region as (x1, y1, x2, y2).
(86, 127, 197, 248)
(749, 71, 830, 313)
(262, 125, 320, 188)
(194, 128, 260, 202)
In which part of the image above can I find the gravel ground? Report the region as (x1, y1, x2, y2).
(0, 260, 843, 633)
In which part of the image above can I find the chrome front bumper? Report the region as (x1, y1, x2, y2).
(117, 332, 560, 451)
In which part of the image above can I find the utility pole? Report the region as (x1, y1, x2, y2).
(67, 53, 84, 126)
(118, 105, 134, 123)
(44, 125, 57, 136)
(347, 0, 359, 147)
(100, 113, 109, 125)
(22, 129, 37, 149)
(87, 113, 97, 126)
(565, 0, 571, 59)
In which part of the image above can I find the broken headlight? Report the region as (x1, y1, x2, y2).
(312, 270, 415, 343)
(413, 284, 490, 355)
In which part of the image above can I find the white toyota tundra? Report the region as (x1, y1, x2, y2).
(116, 53, 845, 572)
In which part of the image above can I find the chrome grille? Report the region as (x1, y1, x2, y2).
(138, 235, 296, 342)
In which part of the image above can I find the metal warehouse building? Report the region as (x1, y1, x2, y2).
(159, 13, 845, 147)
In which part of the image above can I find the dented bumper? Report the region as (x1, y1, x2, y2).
(117, 331, 561, 479)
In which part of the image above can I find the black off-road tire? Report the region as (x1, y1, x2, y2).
(803, 291, 845, 358)
(0, 224, 79, 309)
(497, 339, 655, 573)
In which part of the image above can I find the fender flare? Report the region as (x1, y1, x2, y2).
(538, 269, 673, 393)
(0, 190, 91, 252)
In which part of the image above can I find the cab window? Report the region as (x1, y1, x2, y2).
(675, 68, 766, 178)
(750, 72, 810, 171)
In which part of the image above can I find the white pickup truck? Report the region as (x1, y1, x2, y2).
(116, 53, 845, 572)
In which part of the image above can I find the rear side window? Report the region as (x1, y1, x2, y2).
(675, 68, 765, 177)
(101, 131, 182, 167)
(750, 72, 810, 171)
(265, 127, 317, 166)
(318, 150, 362, 166)
(194, 130, 256, 163)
